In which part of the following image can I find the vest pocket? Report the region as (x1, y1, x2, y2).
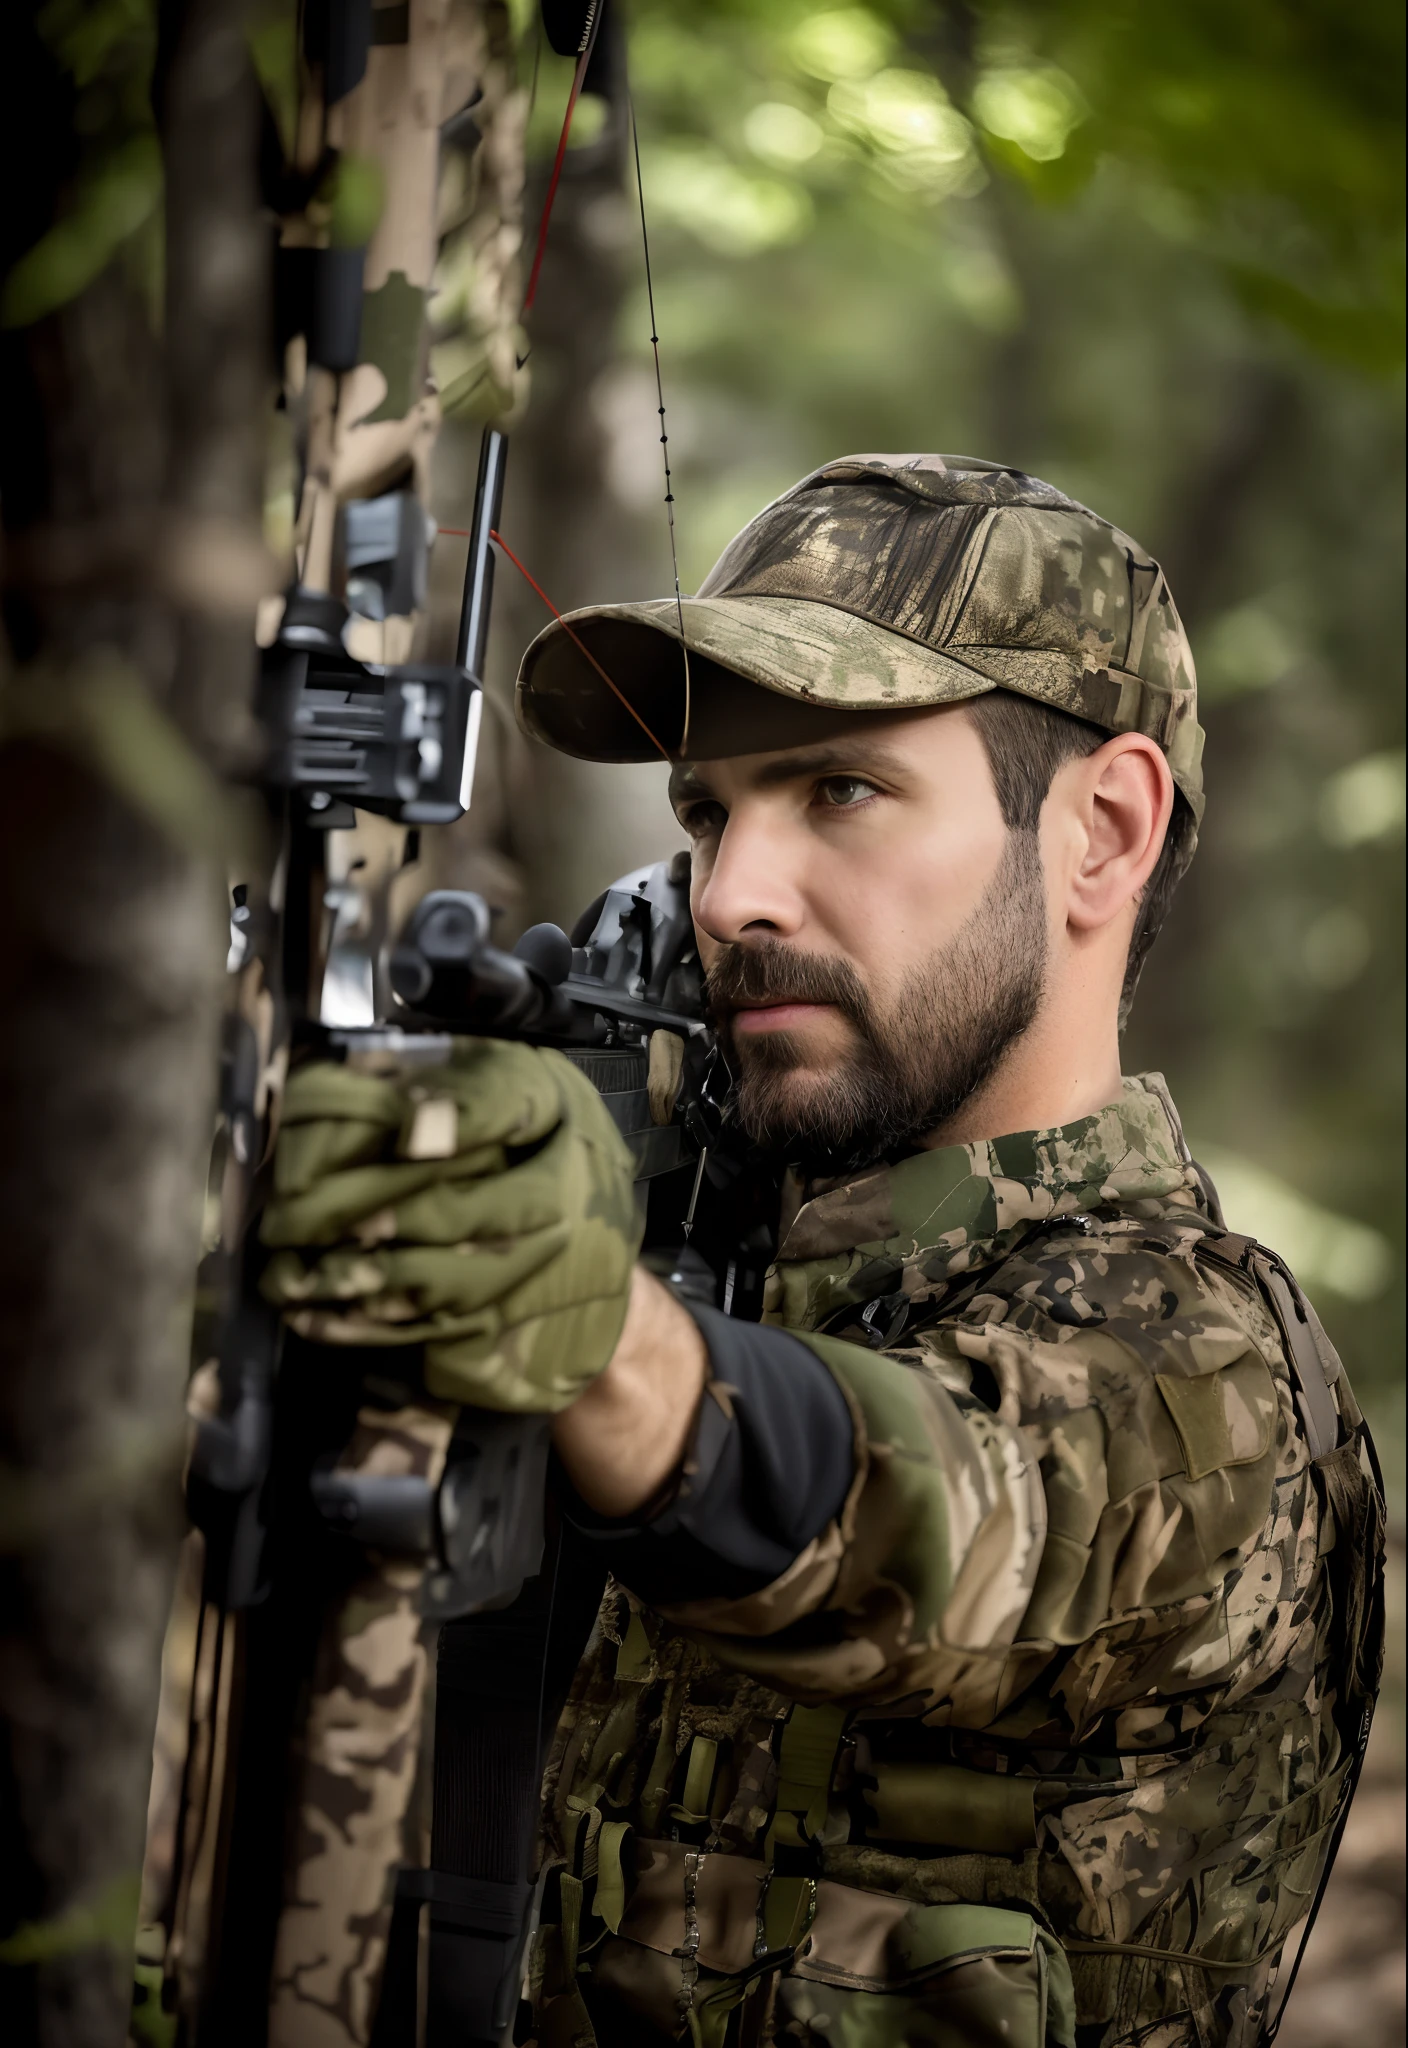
(787, 1897, 1076, 2047)
(860, 1760, 1038, 1855)
(598, 1840, 1077, 2047)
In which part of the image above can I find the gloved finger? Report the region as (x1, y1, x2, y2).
(411, 1039, 569, 1152)
(276, 1044, 566, 1199)
(281, 1300, 497, 1349)
(379, 1235, 571, 1312)
(281, 1063, 406, 1130)
(261, 1246, 388, 1304)
(274, 1126, 581, 1253)
(274, 1115, 403, 1196)
(389, 1122, 584, 1245)
(426, 1292, 636, 1412)
(261, 1226, 569, 1319)
(260, 1143, 510, 1247)
(274, 1066, 408, 1195)
(494, 1214, 636, 1326)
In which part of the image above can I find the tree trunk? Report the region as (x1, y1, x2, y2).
(0, 5, 265, 2042)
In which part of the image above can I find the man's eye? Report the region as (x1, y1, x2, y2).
(817, 776, 877, 809)
(679, 800, 726, 839)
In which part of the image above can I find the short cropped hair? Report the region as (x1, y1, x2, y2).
(965, 690, 1196, 1028)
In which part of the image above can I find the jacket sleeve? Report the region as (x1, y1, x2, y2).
(654, 1249, 1290, 1721)
(650, 1328, 1049, 1717)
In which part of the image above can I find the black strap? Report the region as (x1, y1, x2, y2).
(1264, 1419, 1386, 2041)
(1174, 1225, 1385, 2036)
(1194, 1229, 1344, 1457)
(370, 1524, 607, 2048)
(397, 1867, 533, 1934)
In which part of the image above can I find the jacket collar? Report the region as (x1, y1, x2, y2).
(775, 1073, 1201, 1274)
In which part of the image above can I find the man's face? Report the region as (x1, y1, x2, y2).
(670, 703, 1050, 1176)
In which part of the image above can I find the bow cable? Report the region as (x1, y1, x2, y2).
(629, 90, 692, 756)
(447, 6, 689, 770)
(490, 527, 670, 761)
(521, 2, 604, 325)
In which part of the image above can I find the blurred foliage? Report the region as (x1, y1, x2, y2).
(1, 0, 301, 330)
(1, 0, 161, 328)
(5, 0, 1401, 1474)
(513, 0, 1404, 1465)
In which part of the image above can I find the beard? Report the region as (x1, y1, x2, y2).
(706, 830, 1049, 1179)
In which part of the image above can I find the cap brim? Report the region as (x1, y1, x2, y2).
(515, 591, 1204, 825)
(515, 594, 1002, 762)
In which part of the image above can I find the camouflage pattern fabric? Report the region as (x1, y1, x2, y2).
(270, 0, 515, 664)
(268, 1401, 455, 2047)
(432, 0, 530, 424)
(259, 1038, 644, 1410)
(516, 453, 1205, 822)
(531, 1076, 1379, 2048)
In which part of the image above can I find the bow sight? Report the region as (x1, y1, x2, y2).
(255, 426, 703, 1072)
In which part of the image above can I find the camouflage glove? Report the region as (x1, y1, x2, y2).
(259, 1039, 642, 1411)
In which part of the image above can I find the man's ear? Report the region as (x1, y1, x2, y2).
(1064, 734, 1174, 934)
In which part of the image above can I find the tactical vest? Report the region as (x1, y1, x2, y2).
(527, 1219, 1384, 2048)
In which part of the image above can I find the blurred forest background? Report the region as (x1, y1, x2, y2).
(438, 7, 1406, 2036)
(443, 0, 1406, 1491)
(0, 0, 1401, 2041)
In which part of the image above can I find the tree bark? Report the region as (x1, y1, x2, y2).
(0, 5, 264, 2042)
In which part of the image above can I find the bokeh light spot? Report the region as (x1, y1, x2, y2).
(743, 102, 825, 167)
(1319, 749, 1406, 847)
(790, 8, 894, 85)
(972, 66, 1086, 162)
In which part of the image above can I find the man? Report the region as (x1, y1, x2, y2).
(264, 456, 1383, 2046)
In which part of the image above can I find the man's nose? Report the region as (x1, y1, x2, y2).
(693, 810, 807, 945)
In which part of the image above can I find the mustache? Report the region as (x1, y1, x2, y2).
(705, 941, 871, 1032)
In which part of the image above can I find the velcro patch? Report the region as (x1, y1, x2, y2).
(1155, 1356, 1276, 1481)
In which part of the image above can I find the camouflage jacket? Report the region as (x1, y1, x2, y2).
(530, 1075, 1382, 2048)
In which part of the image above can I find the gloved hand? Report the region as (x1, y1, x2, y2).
(259, 1038, 643, 1412)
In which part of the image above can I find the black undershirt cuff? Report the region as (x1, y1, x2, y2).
(555, 1303, 855, 1606)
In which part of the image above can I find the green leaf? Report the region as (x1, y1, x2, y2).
(2, 133, 162, 329)
(0, 1870, 141, 1964)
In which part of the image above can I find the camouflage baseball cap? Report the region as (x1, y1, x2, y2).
(516, 453, 1205, 820)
